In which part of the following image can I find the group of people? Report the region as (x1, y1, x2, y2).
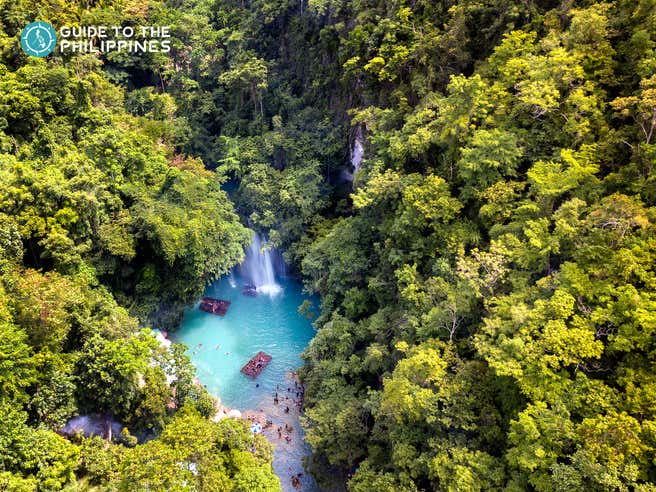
(276, 423, 294, 443)
(241, 352, 272, 377)
(245, 413, 273, 431)
(241, 376, 311, 489)
(273, 381, 305, 414)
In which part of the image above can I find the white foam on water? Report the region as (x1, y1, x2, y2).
(257, 283, 283, 295)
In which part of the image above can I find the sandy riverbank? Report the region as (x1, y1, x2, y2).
(233, 372, 320, 492)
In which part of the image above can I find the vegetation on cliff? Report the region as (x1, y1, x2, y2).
(1, 0, 655, 490)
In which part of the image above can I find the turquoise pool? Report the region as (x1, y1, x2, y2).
(173, 271, 316, 410)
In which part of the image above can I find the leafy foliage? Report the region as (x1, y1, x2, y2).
(1, 0, 656, 489)
(0, 1, 277, 489)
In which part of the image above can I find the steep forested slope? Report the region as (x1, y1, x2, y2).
(294, 2, 656, 491)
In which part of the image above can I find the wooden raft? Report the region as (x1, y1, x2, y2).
(199, 297, 231, 316)
(240, 351, 272, 379)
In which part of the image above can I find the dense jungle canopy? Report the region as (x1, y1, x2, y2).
(0, 0, 655, 490)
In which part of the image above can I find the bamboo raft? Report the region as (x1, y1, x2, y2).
(199, 297, 231, 316)
(240, 351, 272, 379)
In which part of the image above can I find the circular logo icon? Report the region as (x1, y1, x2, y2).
(20, 22, 57, 57)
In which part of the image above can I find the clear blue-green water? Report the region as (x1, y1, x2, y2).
(173, 272, 316, 410)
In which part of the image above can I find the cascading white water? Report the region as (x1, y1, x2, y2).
(242, 233, 282, 295)
(351, 129, 364, 175)
(342, 125, 365, 182)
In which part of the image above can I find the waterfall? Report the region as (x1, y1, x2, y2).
(342, 125, 365, 182)
(242, 233, 282, 295)
(351, 126, 364, 175)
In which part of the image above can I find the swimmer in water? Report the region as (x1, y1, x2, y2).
(225, 352, 230, 355)
(215, 344, 220, 350)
